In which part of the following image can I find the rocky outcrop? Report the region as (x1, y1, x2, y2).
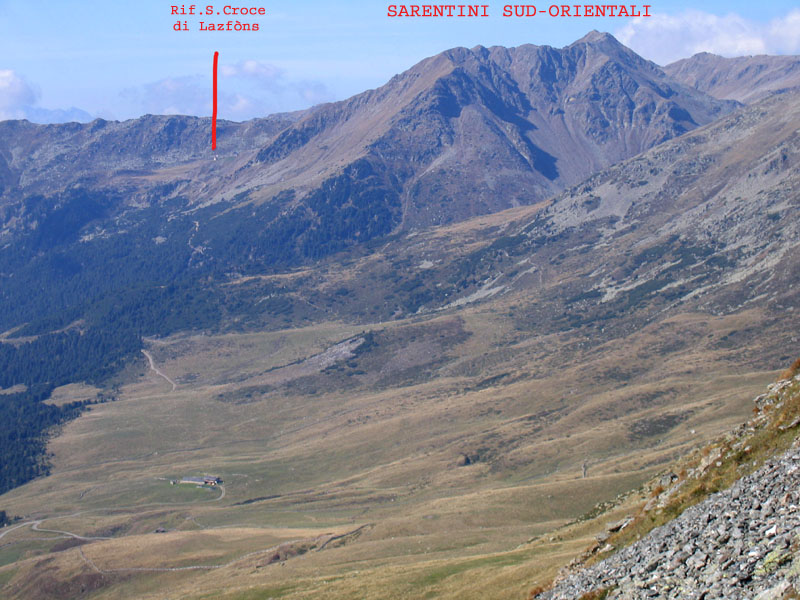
(538, 375, 800, 600)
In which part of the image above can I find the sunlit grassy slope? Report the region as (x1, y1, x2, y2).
(0, 288, 781, 599)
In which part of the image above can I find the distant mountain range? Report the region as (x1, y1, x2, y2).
(2, 32, 735, 247)
(2, 32, 798, 339)
(665, 52, 800, 103)
(1, 31, 797, 345)
(276, 84, 799, 353)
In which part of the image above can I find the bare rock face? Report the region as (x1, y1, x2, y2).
(665, 52, 800, 103)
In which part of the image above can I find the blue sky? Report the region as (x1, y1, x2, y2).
(1, 0, 799, 122)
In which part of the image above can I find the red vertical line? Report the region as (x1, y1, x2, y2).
(212, 51, 219, 150)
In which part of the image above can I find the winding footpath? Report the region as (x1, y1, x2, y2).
(141, 349, 177, 392)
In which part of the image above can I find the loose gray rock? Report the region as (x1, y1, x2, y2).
(538, 445, 800, 599)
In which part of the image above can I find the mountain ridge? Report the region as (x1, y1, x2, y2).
(665, 51, 800, 103)
(0, 33, 744, 343)
(244, 31, 736, 228)
(1, 33, 736, 235)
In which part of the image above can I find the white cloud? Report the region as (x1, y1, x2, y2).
(220, 59, 334, 112)
(123, 61, 335, 121)
(220, 60, 282, 80)
(0, 69, 91, 123)
(121, 76, 211, 117)
(616, 9, 800, 65)
(0, 70, 38, 119)
(768, 9, 800, 54)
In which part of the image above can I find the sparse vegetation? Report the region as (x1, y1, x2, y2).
(782, 357, 800, 380)
(578, 586, 616, 600)
(529, 585, 549, 599)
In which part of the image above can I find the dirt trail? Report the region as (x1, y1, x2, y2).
(141, 349, 177, 391)
(0, 520, 37, 540)
(1, 519, 111, 545)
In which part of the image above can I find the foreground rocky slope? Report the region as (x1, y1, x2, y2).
(539, 371, 800, 599)
(544, 447, 800, 599)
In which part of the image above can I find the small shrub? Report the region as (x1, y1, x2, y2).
(781, 357, 800, 380)
(528, 585, 548, 599)
(578, 587, 616, 600)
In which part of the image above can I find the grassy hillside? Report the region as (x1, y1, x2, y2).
(0, 290, 783, 599)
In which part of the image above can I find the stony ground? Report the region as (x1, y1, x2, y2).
(539, 438, 800, 599)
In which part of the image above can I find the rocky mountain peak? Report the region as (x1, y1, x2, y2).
(574, 29, 616, 44)
(240, 34, 737, 229)
(567, 30, 650, 66)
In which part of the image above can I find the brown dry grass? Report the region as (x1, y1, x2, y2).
(781, 357, 800, 380)
(0, 302, 785, 600)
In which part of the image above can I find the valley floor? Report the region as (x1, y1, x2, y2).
(0, 299, 784, 599)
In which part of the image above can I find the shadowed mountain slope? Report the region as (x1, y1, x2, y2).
(0, 33, 741, 340)
(263, 88, 800, 360)
(419, 87, 800, 336)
